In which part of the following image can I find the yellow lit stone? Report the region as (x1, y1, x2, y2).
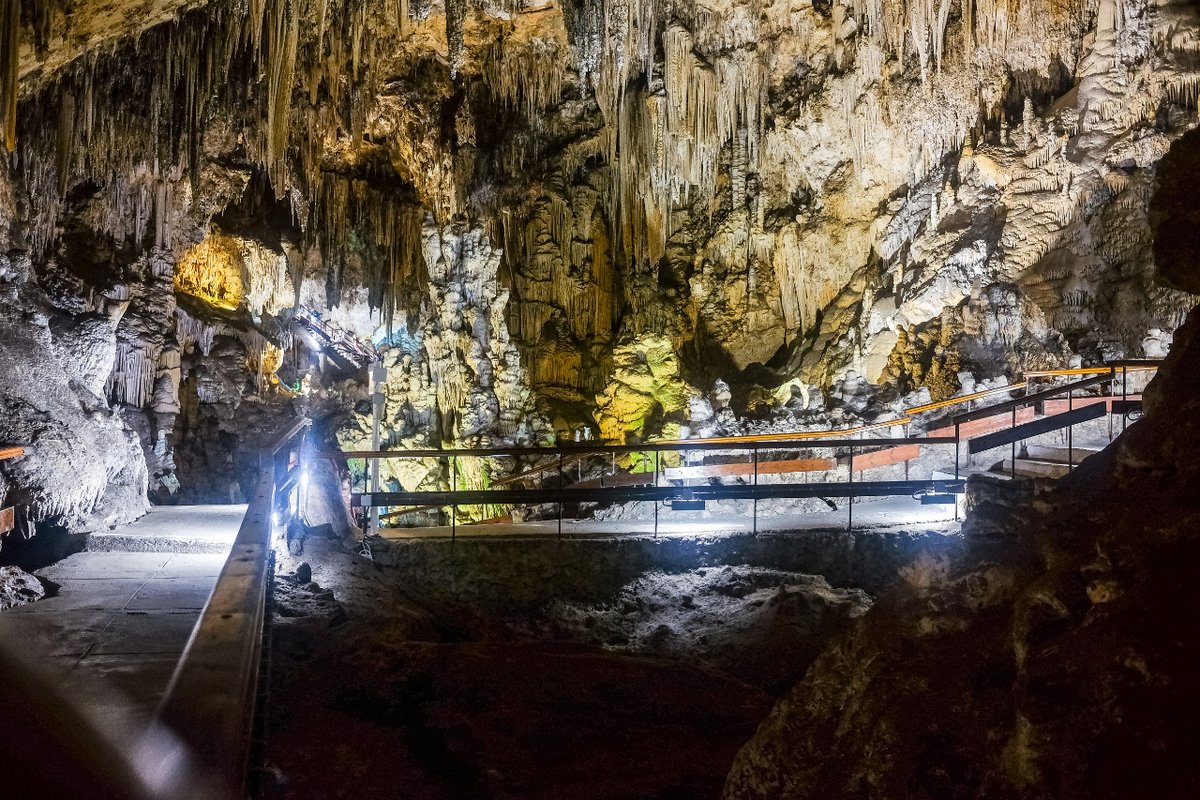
(175, 235, 244, 310)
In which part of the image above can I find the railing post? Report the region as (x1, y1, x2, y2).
(1108, 367, 1115, 441)
(653, 448, 660, 538)
(1122, 365, 1129, 432)
(1067, 388, 1074, 471)
(1011, 406, 1017, 479)
(954, 422, 961, 481)
(847, 442, 854, 533)
(450, 456, 456, 542)
(752, 444, 759, 536)
(558, 452, 564, 538)
(953, 424, 961, 522)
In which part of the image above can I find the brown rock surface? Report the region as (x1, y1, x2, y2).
(722, 304, 1200, 799)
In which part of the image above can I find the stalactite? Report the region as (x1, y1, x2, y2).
(107, 341, 159, 408)
(933, 0, 954, 71)
(234, 329, 284, 394)
(307, 172, 425, 330)
(266, 0, 300, 193)
(175, 308, 217, 356)
(446, 0, 467, 77)
(910, 0, 931, 83)
(10, 0, 403, 267)
(482, 35, 566, 117)
(1, 0, 19, 151)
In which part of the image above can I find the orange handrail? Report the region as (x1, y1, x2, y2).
(904, 383, 1028, 415)
(0, 446, 25, 461)
(1023, 367, 1113, 378)
(1025, 364, 1159, 378)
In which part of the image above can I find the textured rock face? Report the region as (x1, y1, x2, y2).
(545, 566, 873, 693)
(3, 0, 1197, 458)
(336, 220, 550, 510)
(0, 566, 45, 608)
(721, 305, 1200, 800)
(0, 277, 150, 530)
(3, 0, 1200, 527)
(1150, 126, 1200, 294)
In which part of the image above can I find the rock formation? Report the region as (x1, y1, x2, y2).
(721, 304, 1200, 800)
(1, 0, 1198, 528)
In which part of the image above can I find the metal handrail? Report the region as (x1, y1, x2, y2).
(907, 359, 1161, 414)
(156, 417, 309, 799)
(316, 435, 953, 462)
(950, 373, 1117, 424)
(652, 416, 912, 445)
(355, 479, 967, 508)
(333, 359, 1163, 537)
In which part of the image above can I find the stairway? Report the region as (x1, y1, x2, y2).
(294, 307, 376, 372)
(994, 444, 1103, 479)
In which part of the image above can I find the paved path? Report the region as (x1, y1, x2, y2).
(381, 493, 962, 539)
(0, 506, 243, 741)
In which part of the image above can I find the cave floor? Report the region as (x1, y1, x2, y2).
(84, 503, 248, 552)
(0, 506, 242, 742)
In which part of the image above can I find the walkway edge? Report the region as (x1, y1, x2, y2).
(155, 419, 308, 799)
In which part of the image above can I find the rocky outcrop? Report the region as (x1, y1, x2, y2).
(0, 566, 44, 608)
(722, 303, 1200, 800)
(337, 220, 550, 514)
(545, 566, 873, 693)
(1150, 126, 1200, 294)
(0, 268, 150, 530)
(4, 0, 1197, 457)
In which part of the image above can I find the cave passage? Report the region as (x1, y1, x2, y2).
(3, 0, 1200, 796)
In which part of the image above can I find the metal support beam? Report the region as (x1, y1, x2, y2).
(352, 479, 967, 508)
(968, 403, 1106, 454)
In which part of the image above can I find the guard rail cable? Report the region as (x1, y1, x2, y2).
(156, 417, 310, 799)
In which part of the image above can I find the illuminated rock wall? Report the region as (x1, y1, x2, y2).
(2, 0, 1200, 524)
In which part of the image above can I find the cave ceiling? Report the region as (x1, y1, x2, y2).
(3, 0, 1200, 439)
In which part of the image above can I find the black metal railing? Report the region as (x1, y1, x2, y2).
(330, 359, 1161, 538)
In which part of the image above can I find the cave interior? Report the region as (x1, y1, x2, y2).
(2, 0, 1200, 797)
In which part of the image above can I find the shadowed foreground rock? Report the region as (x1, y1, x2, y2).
(722, 305, 1200, 799)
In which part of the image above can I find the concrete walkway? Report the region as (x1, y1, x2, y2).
(381, 493, 963, 539)
(0, 506, 243, 741)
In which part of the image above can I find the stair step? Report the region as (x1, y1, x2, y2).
(1024, 444, 1103, 465)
